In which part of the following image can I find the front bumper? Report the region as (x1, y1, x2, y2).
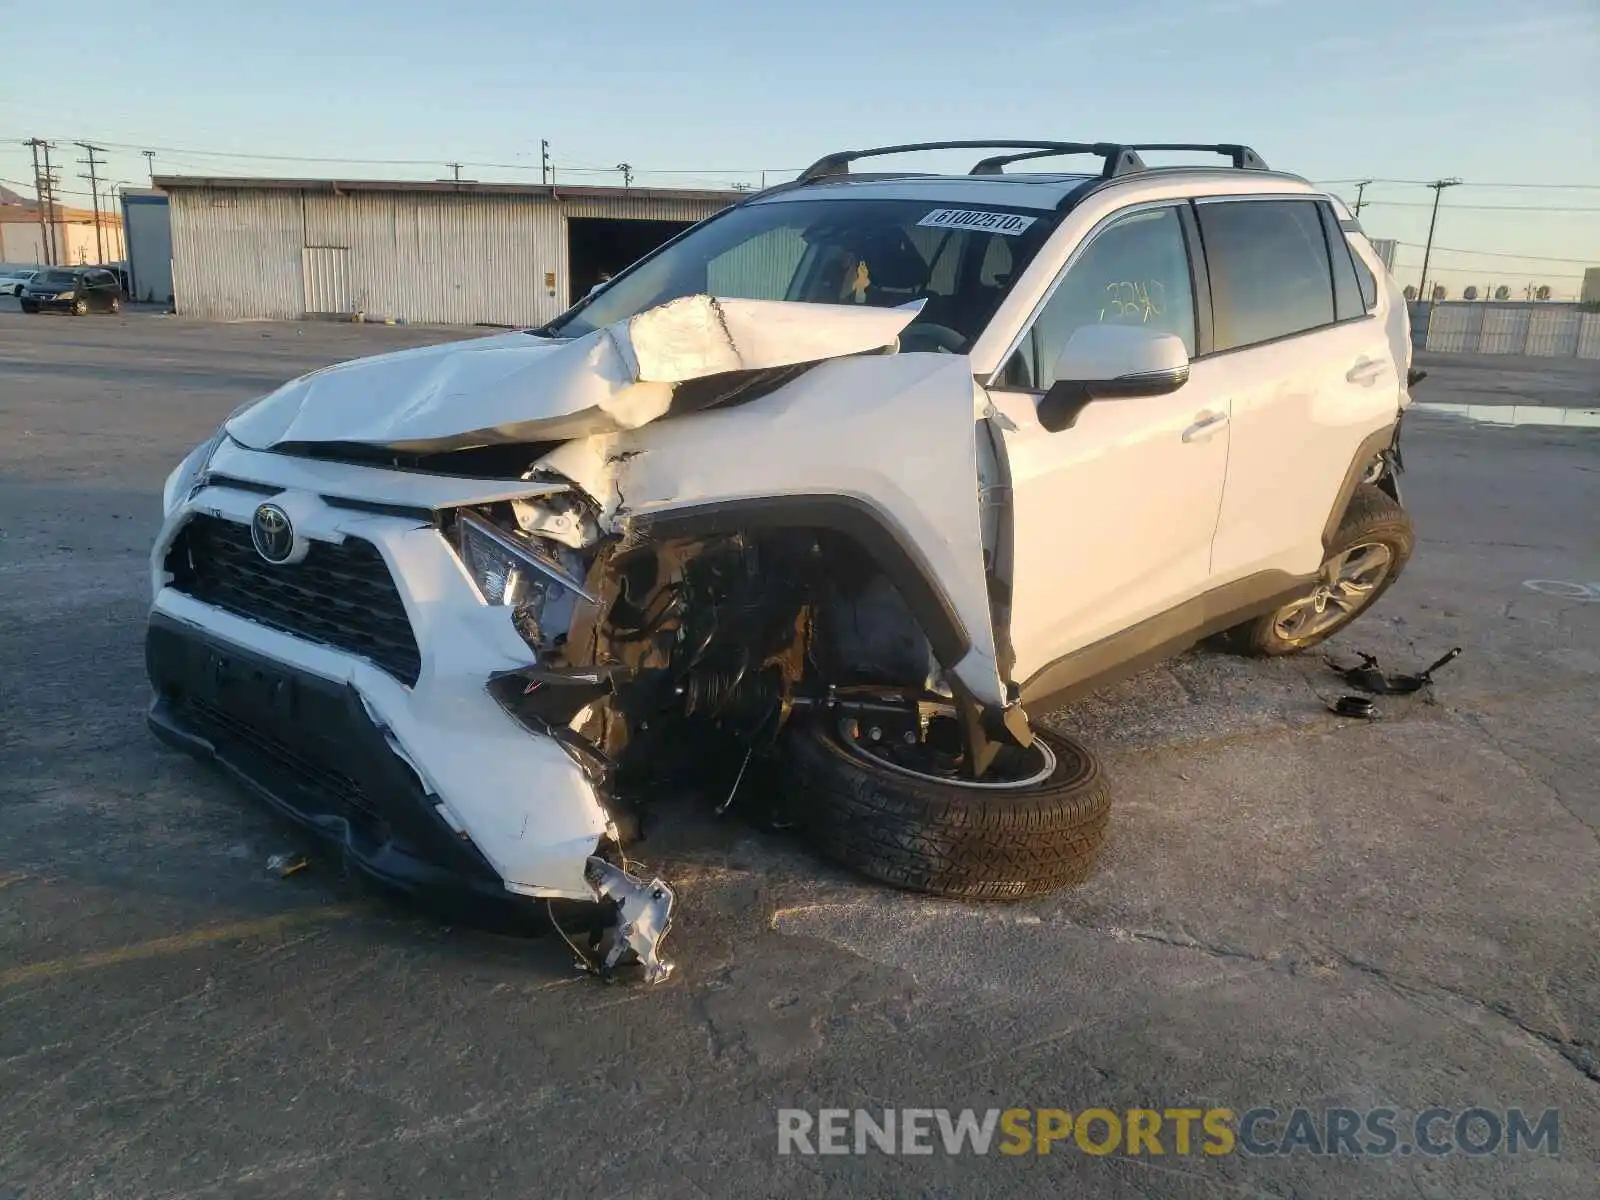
(23, 295, 74, 311)
(151, 478, 615, 901)
(147, 611, 513, 903)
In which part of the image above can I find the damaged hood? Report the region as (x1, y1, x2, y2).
(226, 295, 923, 452)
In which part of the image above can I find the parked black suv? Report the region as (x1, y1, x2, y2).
(21, 267, 125, 315)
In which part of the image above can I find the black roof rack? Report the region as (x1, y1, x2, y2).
(795, 140, 1267, 185)
(969, 145, 1145, 176)
(1119, 143, 1268, 171)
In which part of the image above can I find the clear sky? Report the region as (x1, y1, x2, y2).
(3, 0, 1596, 296)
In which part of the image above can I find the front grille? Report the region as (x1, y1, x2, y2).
(165, 514, 422, 686)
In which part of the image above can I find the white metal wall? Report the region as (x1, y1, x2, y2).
(1421, 302, 1600, 359)
(168, 187, 730, 325)
(0, 220, 120, 268)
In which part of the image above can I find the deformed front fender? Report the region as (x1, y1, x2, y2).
(591, 353, 1007, 706)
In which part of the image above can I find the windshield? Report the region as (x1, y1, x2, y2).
(545, 196, 1060, 351)
(35, 270, 80, 287)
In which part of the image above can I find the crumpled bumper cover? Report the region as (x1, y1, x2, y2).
(146, 611, 512, 902)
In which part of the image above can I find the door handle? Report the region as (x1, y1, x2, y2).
(1181, 411, 1229, 443)
(1346, 359, 1386, 385)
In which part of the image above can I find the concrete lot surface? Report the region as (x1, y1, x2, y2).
(1, 310, 1596, 1198)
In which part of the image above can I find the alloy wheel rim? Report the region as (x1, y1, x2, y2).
(1272, 541, 1394, 642)
(835, 715, 1058, 790)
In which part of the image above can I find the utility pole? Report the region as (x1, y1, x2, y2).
(1352, 179, 1372, 217)
(40, 141, 61, 265)
(540, 139, 552, 186)
(76, 142, 108, 263)
(446, 161, 462, 184)
(616, 162, 633, 188)
(25, 139, 50, 265)
(1417, 178, 1462, 306)
(143, 149, 156, 182)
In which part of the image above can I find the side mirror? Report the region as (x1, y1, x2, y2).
(1038, 325, 1190, 432)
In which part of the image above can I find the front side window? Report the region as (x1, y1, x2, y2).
(1001, 205, 1196, 390)
(1197, 199, 1335, 351)
(545, 197, 1061, 352)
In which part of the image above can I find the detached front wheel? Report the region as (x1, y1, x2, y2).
(782, 717, 1112, 900)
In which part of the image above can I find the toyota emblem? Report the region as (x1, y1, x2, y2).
(251, 503, 295, 564)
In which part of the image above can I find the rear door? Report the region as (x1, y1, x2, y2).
(1194, 198, 1402, 584)
(85, 270, 115, 310)
(986, 202, 1229, 684)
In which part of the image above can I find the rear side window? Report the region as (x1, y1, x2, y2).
(1319, 204, 1366, 322)
(1351, 247, 1379, 311)
(1196, 200, 1335, 351)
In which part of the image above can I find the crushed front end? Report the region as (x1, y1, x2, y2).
(146, 455, 681, 981)
(147, 296, 1019, 984)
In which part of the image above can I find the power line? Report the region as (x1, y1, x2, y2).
(1394, 242, 1597, 265)
(1359, 201, 1600, 212)
(6, 135, 801, 179)
(0, 175, 97, 199)
(1318, 177, 1600, 190)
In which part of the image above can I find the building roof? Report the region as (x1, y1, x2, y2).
(152, 175, 742, 204)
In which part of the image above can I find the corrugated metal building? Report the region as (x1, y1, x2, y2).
(154, 176, 740, 326)
(120, 188, 174, 304)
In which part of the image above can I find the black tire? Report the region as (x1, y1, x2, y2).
(108, 295, 122, 314)
(1225, 483, 1414, 656)
(71, 298, 88, 317)
(782, 720, 1112, 900)
(20, 301, 37, 314)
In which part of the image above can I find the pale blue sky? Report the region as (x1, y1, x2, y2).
(3, 0, 1596, 295)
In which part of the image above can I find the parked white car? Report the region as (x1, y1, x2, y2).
(148, 141, 1416, 981)
(0, 268, 40, 296)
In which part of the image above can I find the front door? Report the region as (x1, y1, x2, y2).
(986, 202, 1229, 686)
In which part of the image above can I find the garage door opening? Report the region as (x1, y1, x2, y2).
(567, 218, 695, 305)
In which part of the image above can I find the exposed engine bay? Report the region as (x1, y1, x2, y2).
(476, 492, 1021, 826)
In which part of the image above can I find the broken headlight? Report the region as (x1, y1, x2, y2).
(161, 429, 226, 516)
(455, 511, 594, 650)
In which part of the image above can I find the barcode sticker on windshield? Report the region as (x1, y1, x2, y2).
(917, 209, 1037, 236)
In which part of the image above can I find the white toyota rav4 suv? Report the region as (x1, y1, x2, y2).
(149, 141, 1416, 980)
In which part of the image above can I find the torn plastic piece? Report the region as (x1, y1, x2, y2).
(1327, 646, 1462, 695)
(267, 852, 309, 878)
(583, 857, 676, 984)
(1328, 694, 1380, 720)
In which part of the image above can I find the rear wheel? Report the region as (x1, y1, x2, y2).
(108, 295, 122, 314)
(1225, 483, 1413, 656)
(782, 716, 1112, 900)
